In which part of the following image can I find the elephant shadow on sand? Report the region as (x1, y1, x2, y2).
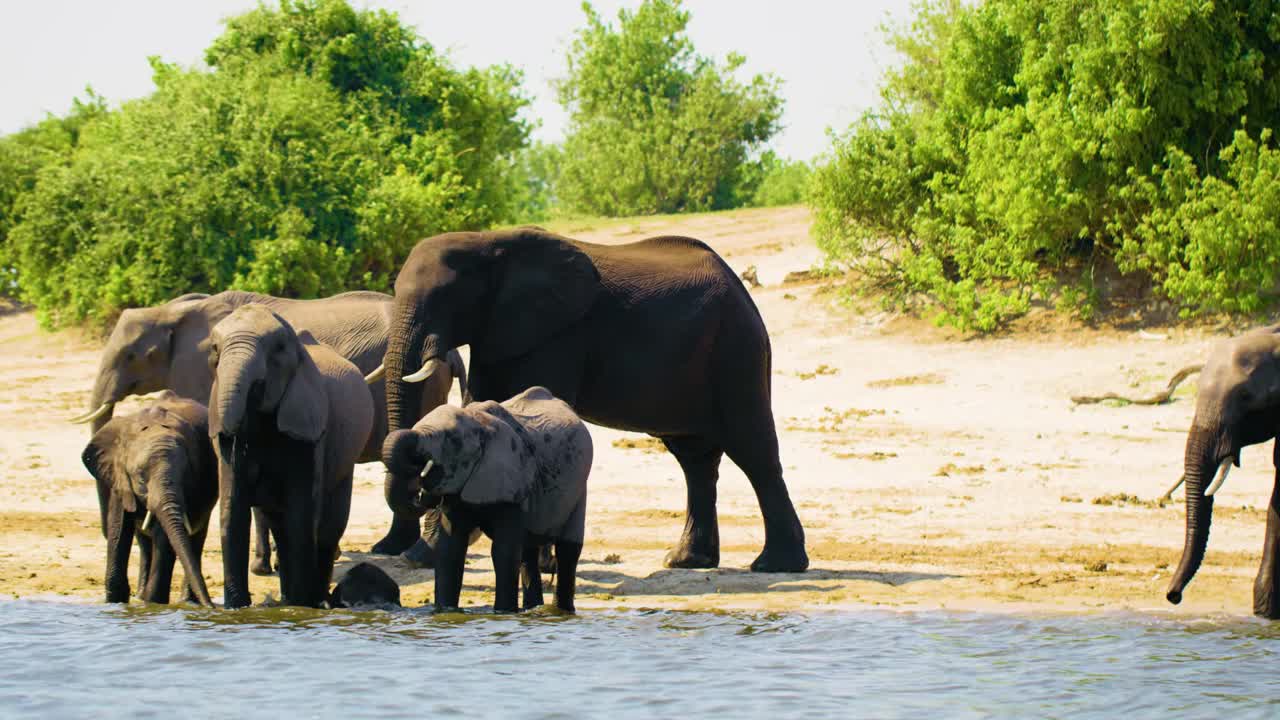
(576, 566, 957, 597)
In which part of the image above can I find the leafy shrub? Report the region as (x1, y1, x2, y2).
(811, 0, 1280, 330)
(554, 0, 783, 216)
(747, 153, 812, 208)
(8, 0, 529, 327)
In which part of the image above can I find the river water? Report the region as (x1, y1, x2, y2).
(1, 600, 1277, 718)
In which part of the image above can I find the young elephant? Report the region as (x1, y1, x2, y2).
(383, 387, 592, 613)
(209, 305, 373, 608)
(329, 562, 401, 609)
(81, 393, 216, 606)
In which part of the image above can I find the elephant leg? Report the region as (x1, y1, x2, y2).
(521, 542, 544, 611)
(434, 506, 474, 611)
(662, 436, 723, 569)
(316, 475, 353, 603)
(135, 532, 153, 600)
(1255, 456, 1280, 619)
(553, 539, 582, 614)
(371, 510, 422, 557)
(251, 508, 274, 576)
(142, 530, 175, 604)
(720, 413, 808, 573)
(400, 508, 443, 569)
(488, 503, 524, 613)
(539, 544, 557, 575)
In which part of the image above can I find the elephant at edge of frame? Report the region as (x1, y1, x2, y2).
(1166, 323, 1280, 618)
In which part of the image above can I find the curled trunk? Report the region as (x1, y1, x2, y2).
(1167, 429, 1218, 604)
(87, 374, 119, 435)
(382, 429, 423, 514)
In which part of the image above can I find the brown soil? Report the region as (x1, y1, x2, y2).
(0, 205, 1267, 616)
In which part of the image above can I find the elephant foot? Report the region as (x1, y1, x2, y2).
(250, 557, 275, 576)
(400, 537, 436, 569)
(371, 516, 420, 555)
(1254, 582, 1280, 619)
(749, 543, 809, 573)
(664, 543, 719, 569)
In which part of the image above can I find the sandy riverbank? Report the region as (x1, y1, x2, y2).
(0, 205, 1267, 616)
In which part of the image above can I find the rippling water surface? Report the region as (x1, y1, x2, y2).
(2, 600, 1279, 718)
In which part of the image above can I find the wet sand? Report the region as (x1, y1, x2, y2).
(0, 205, 1266, 616)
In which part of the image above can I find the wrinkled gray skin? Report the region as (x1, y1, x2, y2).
(1167, 324, 1280, 618)
(73, 290, 465, 573)
(328, 562, 401, 609)
(383, 386, 592, 612)
(82, 392, 216, 606)
(383, 228, 807, 573)
(210, 305, 373, 608)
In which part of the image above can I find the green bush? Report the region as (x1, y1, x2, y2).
(554, 0, 783, 216)
(811, 0, 1280, 330)
(8, 0, 529, 327)
(746, 153, 812, 208)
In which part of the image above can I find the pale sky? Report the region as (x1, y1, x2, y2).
(0, 1, 915, 161)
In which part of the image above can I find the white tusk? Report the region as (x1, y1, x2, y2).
(364, 363, 386, 385)
(141, 510, 154, 535)
(69, 402, 113, 424)
(420, 458, 435, 478)
(184, 515, 194, 535)
(402, 358, 440, 384)
(1204, 459, 1232, 497)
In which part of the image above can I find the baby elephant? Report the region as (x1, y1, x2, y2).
(383, 386, 592, 613)
(209, 304, 373, 609)
(328, 562, 401, 609)
(82, 392, 216, 606)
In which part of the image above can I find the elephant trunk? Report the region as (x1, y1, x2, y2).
(104, 493, 135, 603)
(384, 297, 431, 434)
(82, 372, 119, 434)
(152, 474, 213, 607)
(1167, 427, 1221, 604)
(219, 437, 252, 609)
(213, 342, 261, 437)
(383, 429, 422, 515)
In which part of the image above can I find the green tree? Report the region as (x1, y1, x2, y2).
(0, 92, 106, 296)
(9, 0, 529, 327)
(811, 0, 1280, 330)
(555, 0, 783, 216)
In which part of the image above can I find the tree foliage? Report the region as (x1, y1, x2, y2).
(811, 0, 1280, 329)
(8, 0, 529, 327)
(554, 0, 783, 216)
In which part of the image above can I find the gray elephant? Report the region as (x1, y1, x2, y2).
(382, 387, 592, 613)
(1167, 324, 1280, 618)
(68, 290, 466, 573)
(209, 305, 373, 608)
(328, 562, 401, 609)
(81, 392, 216, 607)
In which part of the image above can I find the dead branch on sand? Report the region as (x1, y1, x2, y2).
(1070, 364, 1203, 406)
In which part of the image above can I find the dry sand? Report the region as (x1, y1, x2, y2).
(0, 205, 1269, 616)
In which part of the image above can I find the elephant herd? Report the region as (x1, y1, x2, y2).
(74, 226, 806, 613)
(72, 225, 1280, 618)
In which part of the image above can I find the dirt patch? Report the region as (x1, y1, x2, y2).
(612, 437, 666, 453)
(867, 373, 945, 388)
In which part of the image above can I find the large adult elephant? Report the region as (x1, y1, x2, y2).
(382, 227, 808, 572)
(68, 290, 466, 568)
(1166, 324, 1280, 618)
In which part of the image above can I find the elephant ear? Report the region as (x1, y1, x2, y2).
(82, 424, 136, 524)
(277, 349, 328, 444)
(457, 406, 535, 506)
(477, 232, 599, 362)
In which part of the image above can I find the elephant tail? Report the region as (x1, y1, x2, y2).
(449, 350, 471, 406)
